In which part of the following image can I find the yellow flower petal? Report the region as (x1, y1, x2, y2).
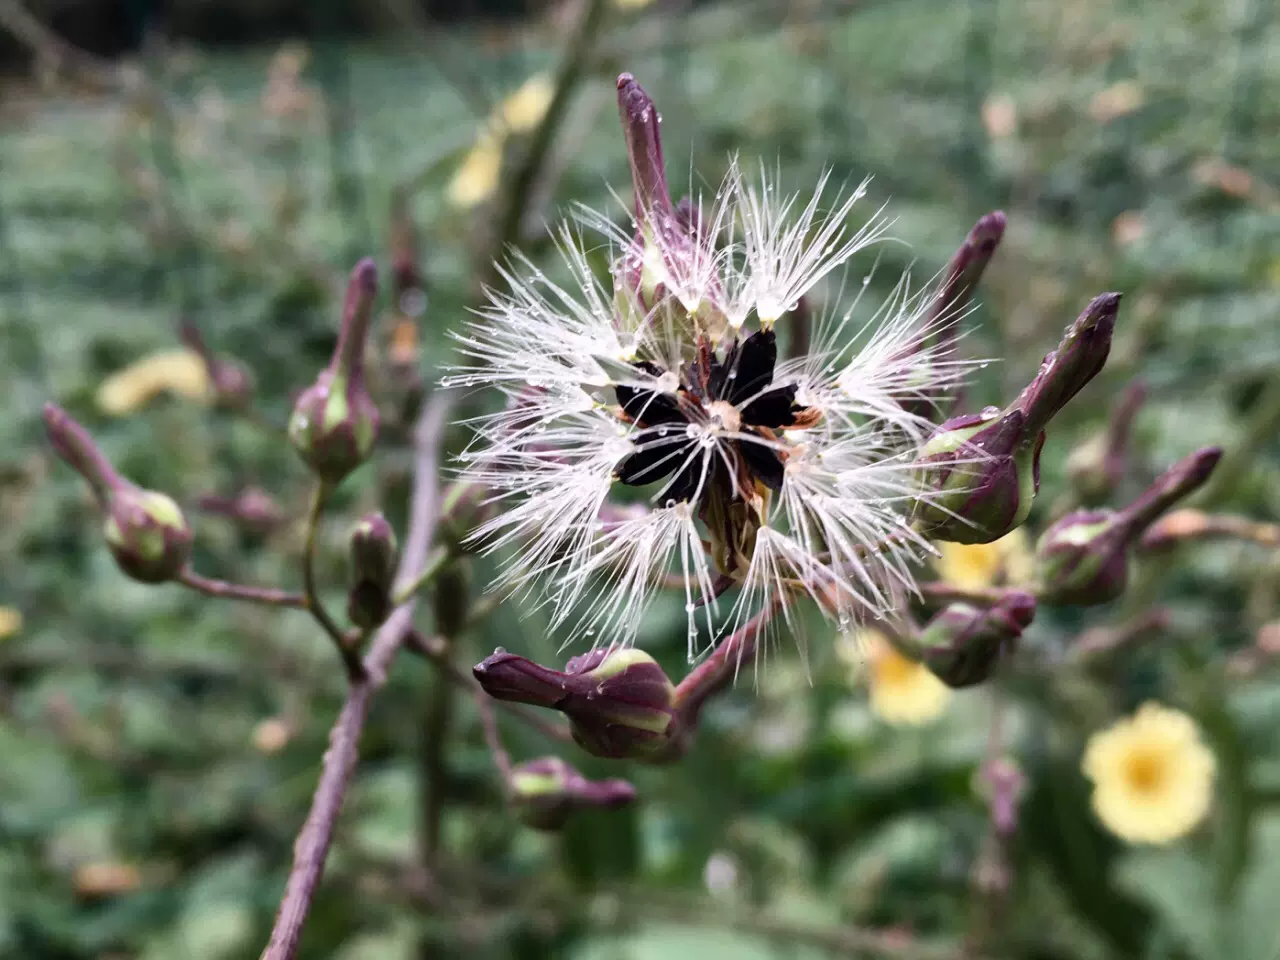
(0, 606, 21, 640)
(96, 348, 210, 416)
(933, 528, 1033, 590)
(447, 132, 504, 210)
(858, 629, 951, 727)
(499, 73, 555, 135)
(1082, 702, 1215, 844)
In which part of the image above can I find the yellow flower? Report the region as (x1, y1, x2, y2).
(447, 130, 504, 210)
(0, 606, 21, 640)
(854, 629, 951, 727)
(933, 528, 1033, 591)
(1082, 702, 1215, 845)
(613, 0, 655, 9)
(498, 72, 555, 135)
(96, 348, 210, 416)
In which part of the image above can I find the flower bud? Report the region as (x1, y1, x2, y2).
(1036, 447, 1222, 605)
(473, 647, 676, 761)
(197, 486, 284, 537)
(917, 590, 1036, 687)
(915, 293, 1121, 544)
(432, 559, 471, 638)
(178, 319, 254, 411)
(509, 756, 636, 831)
(288, 259, 381, 485)
(346, 512, 398, 628)
(915, 408, 1040, 544)
(43, 403, 193, 583)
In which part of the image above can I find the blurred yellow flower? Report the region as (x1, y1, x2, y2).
(1082, 702, 1215, 845)
(73, 861, 142, 897)
(447, 131, 504, 210)
(499, 72, 555, 135)
(856, 629, 951, 727)
(0, 606, 21, 640)
(96, 348, 210, 416)
(613, 0, 655, 9)
(933, 528, 1033, 591)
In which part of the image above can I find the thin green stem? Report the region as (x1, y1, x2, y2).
(302, 483, 365, 683)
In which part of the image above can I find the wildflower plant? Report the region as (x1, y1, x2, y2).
(34, 59, 1256, 960)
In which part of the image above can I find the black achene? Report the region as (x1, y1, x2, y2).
(613, 330, 805, 504)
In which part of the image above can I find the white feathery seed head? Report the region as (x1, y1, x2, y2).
(446, 73, 984, 660)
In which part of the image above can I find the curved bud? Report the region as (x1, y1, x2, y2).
(918, 590, 1036, 688)
(914, 409, 1040, 544)
(473, 647, 677, 761)
(509, 756, 636, 831)
(1036, 447, 1221, 606)
(44, 403, 193, 583)
(179, 319, 254, 411)
(346, 511, 398, 628)
(288, 259, 381, 485)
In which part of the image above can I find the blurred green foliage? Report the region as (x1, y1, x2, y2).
(2, 0, 1280, 957)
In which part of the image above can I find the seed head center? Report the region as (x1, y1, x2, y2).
(706, 400, 741, 433)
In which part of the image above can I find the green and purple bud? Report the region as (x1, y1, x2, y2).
(917, 590, 1036, 688)
(43, 403, 193, 583)
(346, 511, 398, 628)
(915, 293, 1121, 544)
(473, 647, 676, 761)
(288, 259, 381, 486)
(1036, 446, 1222, 605)
(509, 756, 636, 831)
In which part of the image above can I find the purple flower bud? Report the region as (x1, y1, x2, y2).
(197, 486, 284, 537)
(473, 647, 676, 761)
(916, 294, 1121, 544)
(616, 73, 672, 225)
(917, 590, 1036, 688)
(1036, 447, 1222, 605)
(914, 408, 1041, 544)
(346, 512, 398, 628)
(179, 319, 254, 411)
(509, 756, 636, 831)
(44, 403, 193, 583)
(288, 259, 381, 485)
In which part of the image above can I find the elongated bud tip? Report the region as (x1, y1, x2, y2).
(352, 256, 378, 294)
(615, 72, 671, 223)
(474, 647, 677, 761)
(919, 590, 1036, 687)
(347, 512, 399, 628)
(970, 210, 1007, 249)
(510, 756, 637, 831)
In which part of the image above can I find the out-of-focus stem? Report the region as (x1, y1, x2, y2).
(177, 570, 307, 609)
(302, 483, 365, 683)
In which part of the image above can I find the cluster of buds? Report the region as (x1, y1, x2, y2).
(474, 648, 678, 762)
(916, 293, 1120, 544)
(346, 512, 398, 628)
(43, 404, 193, 583)
(288, 259, 381, 486)
(509, 756, 636, 831)
(1035, 447, 1222, 605)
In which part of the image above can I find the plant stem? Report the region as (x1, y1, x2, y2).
(302, 483, 365, 683)
(391, 544, 451, 606)
(177, 569, 307, 609)
(260, 394, 452, 960)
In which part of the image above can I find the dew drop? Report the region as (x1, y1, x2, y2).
(684, 602, 696, 613)
(665, 498, 677, 508)
(861, 275, 871, 287)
